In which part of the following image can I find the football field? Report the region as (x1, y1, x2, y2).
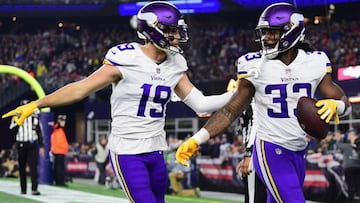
(0, 178, 243, 203)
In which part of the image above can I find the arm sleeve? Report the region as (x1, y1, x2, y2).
(36, 119, 44, 148)
(182, 87, 233, 115)
(241, 103, 256, 150)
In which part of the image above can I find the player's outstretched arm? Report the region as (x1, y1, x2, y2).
(176, 79, 254, 166)
(175, 74, 234, 115)
(2, 64, 121, 126)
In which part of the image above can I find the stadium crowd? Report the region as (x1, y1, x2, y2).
(0, 17, 359, 95)
(1, 129, 358, 187)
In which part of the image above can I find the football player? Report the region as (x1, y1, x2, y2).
(2, 2, 233, 203)
(176, 2, 351, 203)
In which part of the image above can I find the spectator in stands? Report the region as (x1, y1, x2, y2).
(338, 130, 360, 203)
(0, 149, 6, 176)
(324, 131, 336, 153)
(306, 134, 318, 155)
(92, 135, 109, 185)
(0, 11, 359, 93)
(168, 165, 200, 197)
(218, 133, 232, 165)
(1, 146, 19, 178)
(176, 3, 351, 202)
(334, 129, 347, 151)
(231, 134, 246, 157)
(36, 61, 48, 79)
(51, 115, 69, 186)
(2, 2, 233, 202)
(72, 141, 81, 153)
(219, 134, 232, 158)
(1, 156, 19, 178)
(78, 143, 92, 160)
(200, 137, 221, 158)
(166, 138, 199, 197)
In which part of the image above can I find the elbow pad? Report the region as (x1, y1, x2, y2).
(182, 87, 233, 115)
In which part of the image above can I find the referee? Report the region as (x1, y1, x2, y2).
(9, 100, 44, 195)
(236, 103, 267, 203)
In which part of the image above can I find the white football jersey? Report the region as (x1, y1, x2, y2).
(237, 49, 331, 151)
(104, 42, 187, 154)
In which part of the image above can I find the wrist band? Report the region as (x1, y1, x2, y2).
(335, 100, 345, 115)
(244, 150, 252, 157)
(193, 128, 210, 144)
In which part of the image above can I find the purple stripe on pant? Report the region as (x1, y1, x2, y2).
(253, 138, 307, 203)
(109, 151, 167, 203)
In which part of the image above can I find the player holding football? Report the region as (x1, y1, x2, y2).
(2, 2, 233, 203)
(176, 2, 351, 203)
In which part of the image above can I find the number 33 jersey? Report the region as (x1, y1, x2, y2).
(236, 50, 331, 151)
(104, 42, 187, 154)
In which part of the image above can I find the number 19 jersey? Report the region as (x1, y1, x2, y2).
(104, 42, 187, 154)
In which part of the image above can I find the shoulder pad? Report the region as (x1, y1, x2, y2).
(104, 43, 138, 66)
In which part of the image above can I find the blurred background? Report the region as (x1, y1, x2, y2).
(0, 0, 359, 202)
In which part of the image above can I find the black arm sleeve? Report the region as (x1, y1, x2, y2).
(35, 116, 44, 148)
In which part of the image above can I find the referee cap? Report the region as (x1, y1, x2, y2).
(57, 115, 67, 121)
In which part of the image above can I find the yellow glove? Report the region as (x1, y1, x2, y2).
(315, 99, 343, 124)
(226, 79, 238, 92)
(2, 101, 37, 126)
(176, 137, 199, 166)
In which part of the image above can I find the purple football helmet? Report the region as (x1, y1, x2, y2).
(136, 1, 188, 54)
(256, 3, 305, 59)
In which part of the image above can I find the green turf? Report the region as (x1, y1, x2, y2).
(64, 181, 242, 203)
(0, 191, 42, 203)
(0, 178, 243, 203)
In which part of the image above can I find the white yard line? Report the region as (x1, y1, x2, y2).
(0, 179, 323, 203)
(0, 179, 128, 203)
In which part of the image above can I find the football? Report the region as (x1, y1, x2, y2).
(296, 96, 329, 140)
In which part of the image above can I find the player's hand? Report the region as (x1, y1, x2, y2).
(39, 147, 45, 157)
(236, 156, 252, 176)
(176, 137, 199, 166)
(2, 101, 37, 126)
(315, 99, 340, 124)
(226, 79, 238, 92)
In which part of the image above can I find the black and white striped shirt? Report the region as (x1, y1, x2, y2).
(239, 102, 257, 150)
(10, 112, 43, 146)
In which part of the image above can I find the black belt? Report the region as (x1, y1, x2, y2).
(18, 140, 37, 144)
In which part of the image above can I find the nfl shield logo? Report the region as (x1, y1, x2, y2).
(156, 68, 161, 74)
(275, 148, 282, 155)
(285, 68, 291, 76)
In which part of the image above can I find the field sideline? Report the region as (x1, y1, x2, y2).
(0, 177, 243, 203)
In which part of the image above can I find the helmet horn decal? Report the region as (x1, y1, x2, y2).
(137, 12, 158, 28)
